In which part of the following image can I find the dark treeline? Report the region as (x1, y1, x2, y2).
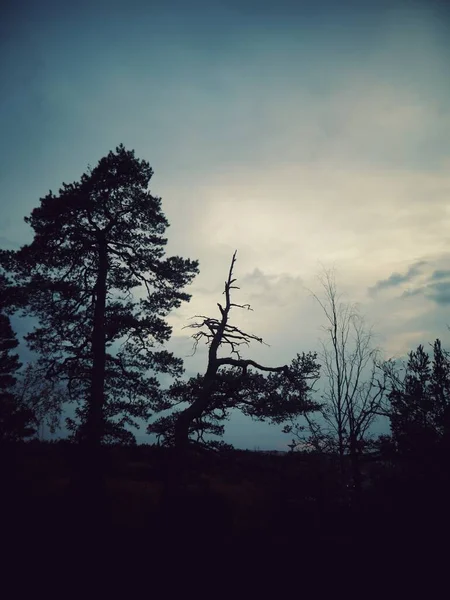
(1, 146, 449, 575)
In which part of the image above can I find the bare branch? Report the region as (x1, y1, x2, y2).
(230, 303, 252, 310)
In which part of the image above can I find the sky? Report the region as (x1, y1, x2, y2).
(1, 0, 450, 449)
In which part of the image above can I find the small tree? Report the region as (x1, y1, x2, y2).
(293, 269, 386, 491)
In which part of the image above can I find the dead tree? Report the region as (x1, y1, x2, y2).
(174, 250, 289, 454)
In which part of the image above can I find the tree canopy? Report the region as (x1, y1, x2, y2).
(149, 354, 321, 450)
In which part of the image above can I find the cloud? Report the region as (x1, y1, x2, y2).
(368, 261, 427, 296)
(403, 281, 450, 306)
(240, 268, 305, 308)
(430, 269, 450, 281)
(393, 259, 450, 305)
(428, 282, 450, 305)
(401, 288, 424, 299)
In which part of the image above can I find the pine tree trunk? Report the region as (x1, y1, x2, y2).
(82, 237, 108, 529)
(163, 370, 217, 533)
(174, 367, 217, 454)
(349, 433, 362, 494)
(338, 431, 346, 485)
(87, 238, 108, 449)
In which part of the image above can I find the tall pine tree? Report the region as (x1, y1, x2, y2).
(0, 145, 199, 450)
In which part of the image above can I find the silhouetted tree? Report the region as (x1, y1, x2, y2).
(289, 269, 386, 492)
(0, 146, 199, 461)
(173, 251, 317, 456)
(383, 339, 450, 459)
